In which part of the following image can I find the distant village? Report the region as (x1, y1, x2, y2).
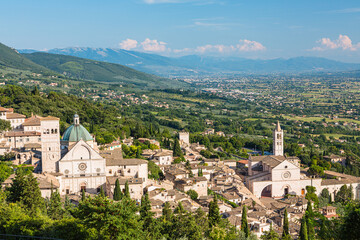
(1, 107, 359, 238)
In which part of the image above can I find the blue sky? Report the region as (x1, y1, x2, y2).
(1, 0, 360, 62)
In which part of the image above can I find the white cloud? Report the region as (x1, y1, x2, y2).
(140, 38, 168, 52)
(191, 39, 265, 54)
(118, 38, 265, 55)
(237, 39, 266, 51)
(119, 39, 138, 50)
(311, 35, 360, 51)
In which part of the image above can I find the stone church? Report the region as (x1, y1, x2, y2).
(246, 121, 360, 200)
(0, 110, 148, 199)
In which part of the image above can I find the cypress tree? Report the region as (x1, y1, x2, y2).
(305, 201, 313, 219)
(305, 201, 315, 240)
(261, 222, 280, 240)
(198, 168, 203, 177)
(81, 189, 86, 201)
(140, 193, 153, 230)
(208, 194, 220, 227)
(136, 147, 141, 158)
(99, 186, 105, 198)
(282, 208, 290, 239)
(173, 138, 183, 157)
(299, 216, 308, 240)
(306, 215, 315, 240)
(162, 201, 172, 221)
(64, 195, 73, 214)
(124, 180, 130, 198)
(241, 205, 249, 238)
(48, 189, 64, 220)
(174, 201, 185, 214)
(113, 179, 122, 201)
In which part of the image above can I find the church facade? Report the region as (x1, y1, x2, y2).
(246, 122, 360, 200)
(0, 111, 148, 200)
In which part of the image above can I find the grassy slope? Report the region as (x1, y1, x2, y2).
(0, 43, 52, 73)
(23, 52, 186, 88)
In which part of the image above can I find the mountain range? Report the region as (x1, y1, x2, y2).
(19, 47, 360, 76)
(0, 43, 185, 89)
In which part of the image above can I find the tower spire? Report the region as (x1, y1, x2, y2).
(276, 121, 281, 131)
(273, 121, 284, 156)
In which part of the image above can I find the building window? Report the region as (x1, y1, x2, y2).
(285, 166, 288, 169)
(26, 138, 29, 142)
(66, 189, 70, 194)
(109, 170, 112, 174)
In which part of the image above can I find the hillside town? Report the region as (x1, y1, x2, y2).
(1, 107, 359, 238)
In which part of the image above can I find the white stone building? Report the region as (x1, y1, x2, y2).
(246, 122, 360, 199)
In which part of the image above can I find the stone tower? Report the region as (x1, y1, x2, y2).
(179, 131, 190, 146)
(41, 116, 61, 173)
(273, 121, 284, 156)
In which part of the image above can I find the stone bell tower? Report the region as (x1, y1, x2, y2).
(273, 121, 284, 156)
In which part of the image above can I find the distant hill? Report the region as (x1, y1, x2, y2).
(22, 52, 186, 88)
(0, 43, 52, 73)
(19, 47, 360, 76)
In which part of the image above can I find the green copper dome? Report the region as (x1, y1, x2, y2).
(62, 115, 93, 142)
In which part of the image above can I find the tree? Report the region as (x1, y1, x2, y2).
(99, 186, 105, 198)
(261, 223, 280, 240)
(305, 186, 319, 206)
(113, 179, 122, 201)
(198, 168, 203, 177)
(81, 189, 86, 201)
(7, 168, 45, 213)
(341, 202, 360, 240)
(47, 188, 64, 220)
(0, 119, 11, 132)
(0, 161, 13, 183)
(308, 164, 324, 177)
(124, 180, 130, 198)
(31, 86, 40, 95)
(174, 201, 185, 214)
(305, 201, 314, 219)
(173, 138, 183, 157)
(208, 195, 220, 227)
(299, 216, 308, 240)
(241, 205, 249, 238)
(162, 201, 172, 221)
(282, 208, 290, 239)
(186, 189, 198, 200)
(73, 195, 143, 239)
(140, 192, 153, 231)
(335, 185, 352, 203)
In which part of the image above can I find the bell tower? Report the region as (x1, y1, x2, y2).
(273, 121, 284, 156)
(41, 116, 61, 173)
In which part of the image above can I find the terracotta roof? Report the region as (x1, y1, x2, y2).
(154, 149, 173, 157)
(5, 131, 41, 137)
(6, 113, 26, 119)
(0, 107, 13, 112)
(106, 177, 143, 185)
(41, 116, 60, 121)
(107, 158, 148, 166)
(23, 116, 41, 126)
(238, 160, 249, 164)
(321, 171, 360, 185)
(24, 143, 41, 148)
